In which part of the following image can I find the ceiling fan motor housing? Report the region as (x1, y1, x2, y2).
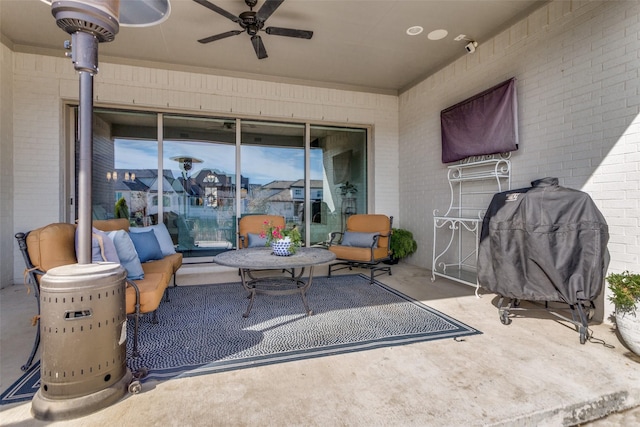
(239, 11, 263, 35)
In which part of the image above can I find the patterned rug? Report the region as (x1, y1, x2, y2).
(0, 274, 480, 405)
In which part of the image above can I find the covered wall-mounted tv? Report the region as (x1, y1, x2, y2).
(441, 78, 518, 163)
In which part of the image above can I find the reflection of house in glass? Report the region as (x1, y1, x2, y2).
(249, 180, 324, 223)
(99, 169, 330, 250)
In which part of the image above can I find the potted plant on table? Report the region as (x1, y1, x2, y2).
(387, 228, 418, 264)
(607, 270, 640, 356)
(261, 221, 302, 255)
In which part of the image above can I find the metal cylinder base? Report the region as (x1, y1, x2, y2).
(31, 369, 133, 421)
(32, 263, 130, 421)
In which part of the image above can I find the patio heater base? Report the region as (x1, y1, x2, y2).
(31, 370, 133, 421)
(31, 263, 131, 421)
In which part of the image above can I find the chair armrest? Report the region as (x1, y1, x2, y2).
(328, 231, 344, 245)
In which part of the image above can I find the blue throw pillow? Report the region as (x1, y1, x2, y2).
(107, 230, 145, 280)
(129, 229, 164, 263)
(247, 233, 268, 248)
(129, 223, 176, 256)
(341, 231, 379, 248)
(75, 227, 120, 263)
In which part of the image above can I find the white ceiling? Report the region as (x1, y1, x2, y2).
(0, 0, 547, 94)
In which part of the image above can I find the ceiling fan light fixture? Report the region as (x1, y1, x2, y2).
(406, 25, 423, 36)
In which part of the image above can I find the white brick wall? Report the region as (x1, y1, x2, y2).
(7, 49, 400, 285)
(0, 42, 14, 287)
(399, 0, 639, 321)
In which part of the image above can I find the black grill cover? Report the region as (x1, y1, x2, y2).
(478, 178, 609, 304)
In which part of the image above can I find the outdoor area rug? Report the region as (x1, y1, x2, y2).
(1, 274, 480, 404)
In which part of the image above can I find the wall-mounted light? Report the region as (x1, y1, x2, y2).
(106, 171, 135, 182)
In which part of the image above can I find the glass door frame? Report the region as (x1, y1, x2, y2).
(67, 103, 372, 254)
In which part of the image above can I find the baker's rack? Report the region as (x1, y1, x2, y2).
(431, 154, 511, 292)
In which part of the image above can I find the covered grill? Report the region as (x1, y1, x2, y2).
(477, 177, 609, 343)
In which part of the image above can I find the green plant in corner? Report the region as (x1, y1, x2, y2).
(389, 228, 417, 261)
(607, 271, 640, 316)
(114, 197, 129, 220)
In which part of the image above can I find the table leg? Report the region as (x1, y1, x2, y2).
(300, 266, 314, 315)
(243, 289, 256, 318)
(239, 265, 316, 317)
(239, 268, 255, 318)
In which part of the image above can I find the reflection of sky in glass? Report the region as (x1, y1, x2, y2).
(115, 139, 323, 185)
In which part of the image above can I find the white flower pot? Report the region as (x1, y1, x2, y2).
(615, 309, 640, 356)
(271, 239, 292, 256)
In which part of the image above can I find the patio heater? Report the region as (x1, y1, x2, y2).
(31, 0, 169, 421)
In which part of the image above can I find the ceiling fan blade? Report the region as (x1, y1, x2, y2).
(256, 0, 285, 22)
(198, 30, 243, 44)
(192, 0, 240, 23)
(265, 27, 313, 39)
(251, 35, 268, 59)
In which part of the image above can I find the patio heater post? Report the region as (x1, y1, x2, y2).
(51, 0, 120, 262)
(75, 30, 98, 264)
(30, 2, 134, 421)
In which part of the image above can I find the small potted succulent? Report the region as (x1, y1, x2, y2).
(607, 270, 640, 356)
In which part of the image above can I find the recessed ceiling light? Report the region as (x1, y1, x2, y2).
(406, 26, 424, 36)
(428, 29, 448, 41)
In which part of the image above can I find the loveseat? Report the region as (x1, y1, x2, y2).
(15, 218, 182, 367)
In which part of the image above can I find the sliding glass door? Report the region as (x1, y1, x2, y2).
(240, 120, 305, 223)
(78, 108, 368, 258)
(309, 125, 368, 243)
(162, 115, 236, 257)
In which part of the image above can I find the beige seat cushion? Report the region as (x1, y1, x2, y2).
(26, 223, 77, 272)
(93, 218, 130, 232)
(125, 272, 168, 314)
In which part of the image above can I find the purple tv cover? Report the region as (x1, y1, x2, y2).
(441, 78, 518, 163)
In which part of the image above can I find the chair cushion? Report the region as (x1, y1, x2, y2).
(125, 273, 167, 314)
(329, 245, 390, 263)
(341, 231, 379, 248)
(26, 223, 77, 271)
(130, 223, 176, 256)
(247, 233, 268, 248)
(238, 215, 285, 248)
(93, 218, 130, 232)
(129, 229, 164, 263)
(107, 230, 145, 280)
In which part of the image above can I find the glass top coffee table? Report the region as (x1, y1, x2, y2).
(213, 247, 336, 317)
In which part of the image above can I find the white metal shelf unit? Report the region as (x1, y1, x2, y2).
(431, 156, 511, 289)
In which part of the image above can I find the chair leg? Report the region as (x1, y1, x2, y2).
(127, 280, 141, 358)
(22, 317, 40, 371)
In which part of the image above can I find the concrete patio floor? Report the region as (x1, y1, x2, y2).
(1, 262, 639, 426)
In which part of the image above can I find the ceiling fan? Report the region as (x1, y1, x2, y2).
(193, 0, 314, 59)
